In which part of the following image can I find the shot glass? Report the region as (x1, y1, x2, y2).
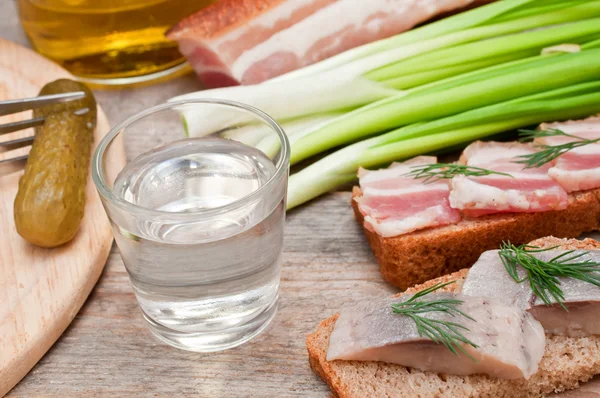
(92, 99, 290, 352)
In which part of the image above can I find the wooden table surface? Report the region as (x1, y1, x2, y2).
(1, 4, 394, 397)
(2, 3, 600, 397)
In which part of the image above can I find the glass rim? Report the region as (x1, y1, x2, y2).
(92, 98, 290, 220)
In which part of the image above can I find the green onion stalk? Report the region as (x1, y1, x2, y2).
(369, 16, 600, 88)
(290, 48, 600, 164)
(286, 81, 600, 209)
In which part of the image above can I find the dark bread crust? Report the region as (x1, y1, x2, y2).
(307, 238, 600, 398)
(352, 186, 600, 290)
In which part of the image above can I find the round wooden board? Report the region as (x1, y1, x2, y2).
(0, 38, 125, 396)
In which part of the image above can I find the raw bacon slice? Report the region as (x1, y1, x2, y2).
(356, 156, 460, 238)
(167, 0, 476, 87)
(449, 141, 569, 217)
(537, 117, 600, 193)
(167, 0, 337, 88)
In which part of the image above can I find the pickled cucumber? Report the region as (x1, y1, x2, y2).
(14, 79, 97, 248)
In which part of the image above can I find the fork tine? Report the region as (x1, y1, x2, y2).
(0, 153, 27, 175)
(0, 154, 28, 165)
(0, 135, 35, 151)
(0, 91, 85, 117)
(0, 146, 30, 164)
(0, 116, 45, 135)
(0, 105, 91, 167)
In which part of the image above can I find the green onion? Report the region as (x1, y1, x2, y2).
(489, 0, 590, 23)
(286, 81, 600, 209)
(366, 17, 600, 83)
(174, 77, 398, 137)
(374, 79, 600, 147)
(290, 49, 600, 164)
(381, 51, 533, 90)
(254, 112, 345, 158)
(220, 112, 345, 148)
(584, 37, 600, 49)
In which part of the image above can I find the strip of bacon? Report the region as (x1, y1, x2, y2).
(537, 117, 600, 193)
(167, 0, 336, 87)
(356, 156, 460, 237)
(449, 141, 569, 217)
(167, 0, 476, 87)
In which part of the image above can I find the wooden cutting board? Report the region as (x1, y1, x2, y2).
(0, 38, 125, 396)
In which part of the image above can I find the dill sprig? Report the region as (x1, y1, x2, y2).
(392, 281, 479, 359)
(515, 128, 600, 169)
(498, 242, 600, 309)
(405, 163, 512, 183)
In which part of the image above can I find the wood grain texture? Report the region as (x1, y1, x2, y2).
(3, 2, 600, 397)
(4, 190, 599, 397)
(7, 192, 395, 397)
(0, 38, 124, 396)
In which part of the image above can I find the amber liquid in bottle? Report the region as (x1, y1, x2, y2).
(18, 0, 213, 84)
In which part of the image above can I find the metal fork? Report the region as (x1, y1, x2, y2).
(0, 91, 86, 165)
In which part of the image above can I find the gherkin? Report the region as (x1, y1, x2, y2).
(14, 79, 97, 247)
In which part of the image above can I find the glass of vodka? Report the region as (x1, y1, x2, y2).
(92, 99, 289, 352)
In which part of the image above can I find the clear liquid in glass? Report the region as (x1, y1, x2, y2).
(112, 137, 283, 351)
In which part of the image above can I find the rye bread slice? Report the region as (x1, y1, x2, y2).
(307, 237, 600, 398)
(352, 187, 600, 290)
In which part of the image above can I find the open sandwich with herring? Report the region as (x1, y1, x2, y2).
(307, 237, 600, 397)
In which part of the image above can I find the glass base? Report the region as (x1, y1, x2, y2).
(76, 61, 192, 88)
(142, 300, 278, 352)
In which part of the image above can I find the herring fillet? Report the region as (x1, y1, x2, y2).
(167, 0, 476, 87)
(326, 293, 545, 380)
(462, 249, 600, 336)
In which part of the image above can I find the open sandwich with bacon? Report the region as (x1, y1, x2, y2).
(352, 116, 600, 289)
